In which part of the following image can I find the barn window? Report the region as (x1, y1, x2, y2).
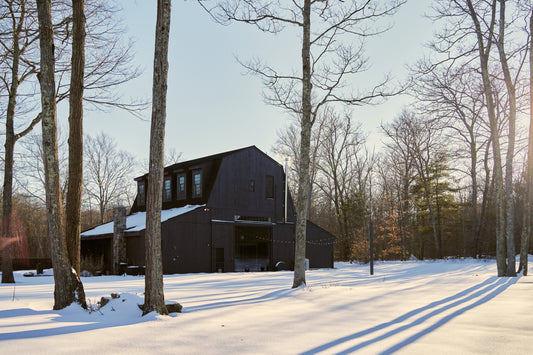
(138, 181, 146, 205)
(176, 173, 186, 200)
(163, 176, 172, 202)
(192, 170, 202, 198)
(265, 175, 274, 199)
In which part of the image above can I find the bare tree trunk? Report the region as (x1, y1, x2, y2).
(476, 136, 492, 256)
(469, 132, 479, 257)
(143, 0, 171, 316)
(36, 0, 86, 310)
(99, 200, 105, 225)
(496, 0, 517, 277)
(66, 0, 85, 275)
(1, 41, 18, 284)
(292, 0, 311, 289)
(420, 173, 440, 258)
(401, 177, 410, 260)
(466, 0, 506, 276)
(1, 0, 26, 284)
(520, 10, 533, 275)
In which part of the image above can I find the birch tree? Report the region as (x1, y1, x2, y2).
(202, 0, 404, 288)
(143, 0, 171, 316)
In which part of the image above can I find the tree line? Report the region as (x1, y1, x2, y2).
(275, 1, 533, 278)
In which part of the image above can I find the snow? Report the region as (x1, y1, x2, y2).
(81, 205, 205, 237)
(1, 259, 532, 354)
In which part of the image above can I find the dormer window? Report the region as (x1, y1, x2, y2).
(192, 170, 202, 198)
(163, 176, 172, 202)
(177, 173, 186, 200)
(138, 181, 146, 206)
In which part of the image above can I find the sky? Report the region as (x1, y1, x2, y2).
(82, 0, 434, 175)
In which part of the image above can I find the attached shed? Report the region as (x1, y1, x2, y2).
(81, 146, 335, 274)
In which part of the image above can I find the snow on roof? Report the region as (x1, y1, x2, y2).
(81, 205, 205, 237)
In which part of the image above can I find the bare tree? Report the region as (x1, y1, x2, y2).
(429, 0, 530, 276)
(65, 0, 85, 274)
(0, 0, 144, 282)
(83, 132, 136, 224)
(383, 111, 447, 258)
(520, 8, 533, 275)
(202, 0, 404, 288)
(494, 0, 526, 277)
(411, 63, 491, 257)
(143, 0, 171, 316)
(165, 148, 183, 165)
(15, 131, 69, 204)
(273, 111, 326, 218)
(0, 0, 40, 283)
(36, 0, 86, 310)
(378, 147, 414, 260)
(315, 109, 366, 260)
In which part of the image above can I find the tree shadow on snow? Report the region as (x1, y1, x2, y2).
(300, 276, 518, 355)
(0, 300, 153, 341)
(184, 287, 295, 313)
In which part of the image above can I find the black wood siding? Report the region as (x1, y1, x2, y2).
(161, 208, 211, 274)
(208, 147, 293, 223)
(211, 222, 235, 272)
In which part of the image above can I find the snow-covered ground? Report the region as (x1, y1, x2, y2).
(1, 259, 532, 354)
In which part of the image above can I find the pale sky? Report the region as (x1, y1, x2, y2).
(82, 0, 434, 174)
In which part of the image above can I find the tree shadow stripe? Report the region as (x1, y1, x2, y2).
(300, 276, 504, 355)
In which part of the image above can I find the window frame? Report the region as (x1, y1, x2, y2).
(138, 181, 146, 206)
(192, 170, 202, 198)
(176, 173, 186, 200)
(162, 176, 172, 202)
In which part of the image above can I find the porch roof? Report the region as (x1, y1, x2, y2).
(81, 204, 205, 237)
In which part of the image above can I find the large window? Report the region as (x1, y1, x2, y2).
(163, 176, 172, 202)
(192, 170, 202, 198)
(265, 175, 274, 199)
(176, 173, 186, 200)
(138, 181, 146, 205)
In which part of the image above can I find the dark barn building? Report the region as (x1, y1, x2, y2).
(81, 146, 335, 274)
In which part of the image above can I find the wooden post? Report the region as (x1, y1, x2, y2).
(112, 206, 127, 275)
(369, 220, 374, 276)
